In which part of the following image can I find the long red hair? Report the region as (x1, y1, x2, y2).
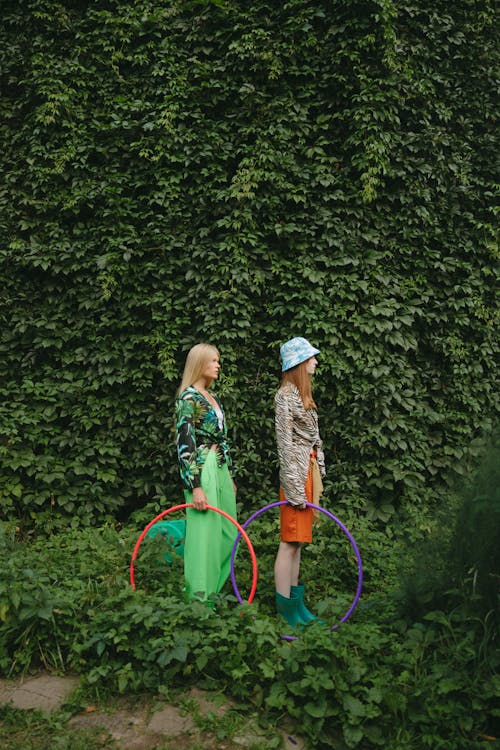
(281, 360, 317, 410)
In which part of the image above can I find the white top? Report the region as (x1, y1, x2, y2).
(213, 404, 224, 430)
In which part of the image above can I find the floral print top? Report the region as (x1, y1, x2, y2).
(175, 386, 233, 491)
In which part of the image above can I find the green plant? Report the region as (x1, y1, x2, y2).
(0, 704, 113, 750)
(397, 430, 500, 641)
(2, 508, 499, 749)
(0, 0, 497, 525)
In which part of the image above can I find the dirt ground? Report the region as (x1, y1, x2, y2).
(0, 673, 305, 750)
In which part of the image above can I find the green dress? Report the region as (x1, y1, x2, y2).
(175, 386, 237, 601)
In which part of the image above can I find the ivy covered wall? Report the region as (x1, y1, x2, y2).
(0, 0, 497, 524)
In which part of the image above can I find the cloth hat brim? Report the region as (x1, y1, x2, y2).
(280, 338, 320, 372)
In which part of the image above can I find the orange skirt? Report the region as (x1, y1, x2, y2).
(279, 457, 318, 543)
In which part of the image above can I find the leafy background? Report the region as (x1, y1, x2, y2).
(0, 3, 499, 748)
(0, 436, 499, 749)
(1, 0, 497, 526)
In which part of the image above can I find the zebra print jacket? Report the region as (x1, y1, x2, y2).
(274, 382, 326, 507)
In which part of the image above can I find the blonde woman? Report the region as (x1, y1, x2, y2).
(175, 343, 237, 604)
(274, 337, 326, 626)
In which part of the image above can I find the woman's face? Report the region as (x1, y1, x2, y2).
(305, 356, 318, 375)
(202, 353, 220, 384)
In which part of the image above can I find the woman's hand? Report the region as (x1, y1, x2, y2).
(232, 479, 237, 495)
(192, 487, 208, 511)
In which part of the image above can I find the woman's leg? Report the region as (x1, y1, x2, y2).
(274, 542, 307, 626)
(291, 543, 302, 587)
(274, 541, 302, 597)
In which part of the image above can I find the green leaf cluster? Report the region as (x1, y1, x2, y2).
(0, 0, 498, 521)
(0, 506, 498, 749)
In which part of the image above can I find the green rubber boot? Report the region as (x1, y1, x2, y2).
(290, 584, 322, 624)
(275, 592, 305, 627)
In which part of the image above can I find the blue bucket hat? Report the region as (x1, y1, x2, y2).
(280, 337, 320, 372)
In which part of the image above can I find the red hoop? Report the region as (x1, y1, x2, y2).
(130, 503, 258, 603)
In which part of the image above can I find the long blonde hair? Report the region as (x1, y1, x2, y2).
(282, 360, 317, 410)
(177, 343, 220, 395)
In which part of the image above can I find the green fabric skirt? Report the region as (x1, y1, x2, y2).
(183, 449, 237, 601)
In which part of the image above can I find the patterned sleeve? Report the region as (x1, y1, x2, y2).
(275, 389, 307, 506)
(175, 394, 201, 490)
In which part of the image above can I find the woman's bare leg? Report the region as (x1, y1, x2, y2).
(274, 541, 302, 597)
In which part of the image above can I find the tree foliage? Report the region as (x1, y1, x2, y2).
(0, 0, 498, 523)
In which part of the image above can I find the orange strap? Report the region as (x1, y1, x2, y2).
(305, 452, 323, 505)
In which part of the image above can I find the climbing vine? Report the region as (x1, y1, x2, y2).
(0, 0, 497, 523)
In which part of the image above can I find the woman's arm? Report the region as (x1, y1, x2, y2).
(175, 395, 202, 490)
(176, 395, 210, 510)
(275, 390, 307, 507)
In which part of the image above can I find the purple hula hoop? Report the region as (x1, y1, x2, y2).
(230, 501, 363, 639)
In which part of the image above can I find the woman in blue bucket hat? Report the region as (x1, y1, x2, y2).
(273, 337, 326, 626)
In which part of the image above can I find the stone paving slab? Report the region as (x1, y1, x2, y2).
(69, 707, 163, 750)
(147, 703, 195, 735)
(233, 716, 305, 749)
(280, 728, 306, 749)
(187, 685, 233, 718)
(0, 673, 79, 712)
